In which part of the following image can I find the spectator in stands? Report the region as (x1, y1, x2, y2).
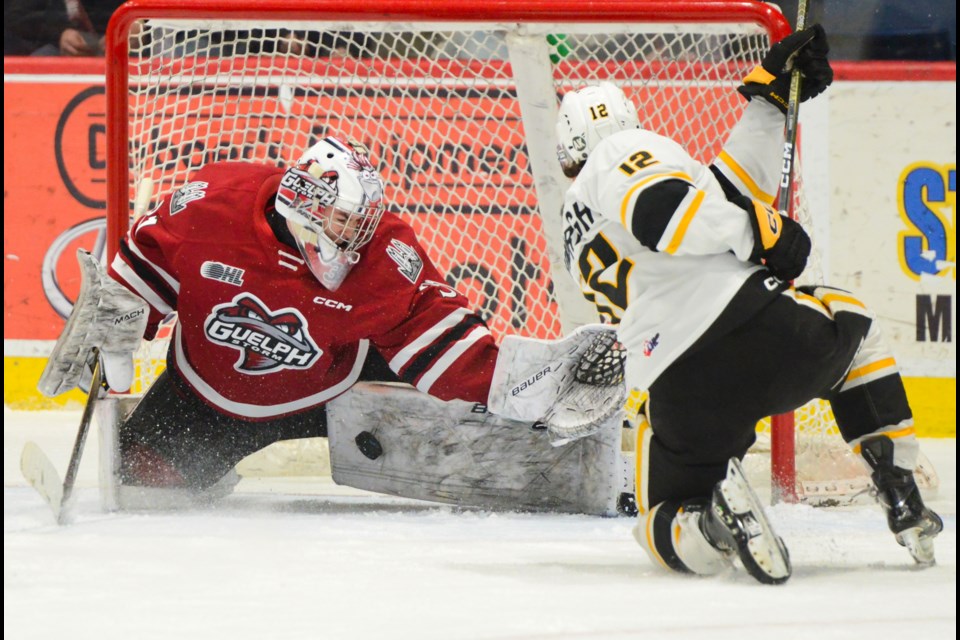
(4, 1, 122, 57)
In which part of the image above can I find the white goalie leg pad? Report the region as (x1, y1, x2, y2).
(38, 249, 149, 396)
(487, 324, 626, 443)
(326, 382, 627, 515)
(96, 393, 157, 512)
(95, 393, 129, 512)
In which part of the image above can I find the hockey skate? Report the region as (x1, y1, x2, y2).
(700, 457, 792, 585)
(860, 436, 943, 566)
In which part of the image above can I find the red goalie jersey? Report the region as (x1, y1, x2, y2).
(108, 162, 499, 420)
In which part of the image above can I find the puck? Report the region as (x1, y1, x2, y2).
(617, 492, 638, 517)
(355, 431, 383, 460)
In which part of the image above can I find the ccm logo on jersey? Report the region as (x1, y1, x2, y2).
(113, 308, 145, 326)
(313, 296, 352, 311)
(510, 366, 552, 396)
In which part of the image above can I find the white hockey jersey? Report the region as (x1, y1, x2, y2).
(560, 100, 789, 391)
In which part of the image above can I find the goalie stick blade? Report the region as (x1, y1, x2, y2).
(20, 441, 65, 523)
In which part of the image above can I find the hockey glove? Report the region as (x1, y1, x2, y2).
(487, 324, 626, 445)
(737, 24, 833, 114)
(37, 249, 149, 397)
(735, 194, 811, 281)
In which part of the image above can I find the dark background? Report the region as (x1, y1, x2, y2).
(771, 0, 956, 61)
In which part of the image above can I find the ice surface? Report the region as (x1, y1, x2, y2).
(4, 409, 956, 640)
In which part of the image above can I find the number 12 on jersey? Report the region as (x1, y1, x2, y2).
(618, 150, 658, 176)
(578, 233, 634, 324)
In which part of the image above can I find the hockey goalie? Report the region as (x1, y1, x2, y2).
(37, 135, 630, 515)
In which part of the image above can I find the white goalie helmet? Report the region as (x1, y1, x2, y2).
(556, 81, 641, 177)
(275, 136, 386, 291)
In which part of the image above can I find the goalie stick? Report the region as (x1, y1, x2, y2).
(21, 353, 105, 525)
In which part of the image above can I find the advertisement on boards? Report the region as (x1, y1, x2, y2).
(827, 81, 955, 433)
(4, 72, 111, 408)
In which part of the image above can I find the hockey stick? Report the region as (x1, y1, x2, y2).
(770, 0, 810, 504)
(776, 0, 809, 217)
(20, 351, 105, 524)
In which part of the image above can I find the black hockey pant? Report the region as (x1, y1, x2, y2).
(638, 287, 912, 509)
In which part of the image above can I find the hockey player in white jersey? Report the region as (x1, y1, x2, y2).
(554, 25, 942, 584)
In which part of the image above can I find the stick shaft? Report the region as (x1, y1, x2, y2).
(57, 352, 103, 523)
(776, 0, 810, 217)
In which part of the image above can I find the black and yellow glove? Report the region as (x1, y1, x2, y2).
(733, 194, 811, 281)
(738, 24, 833, 114)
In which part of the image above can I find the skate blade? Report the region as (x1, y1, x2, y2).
(896, 528, 936, 566)
(722, 458, 792, 584)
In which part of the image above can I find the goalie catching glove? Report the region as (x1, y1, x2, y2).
(37, 249, 149, 397)
(735, 194, 811, 282)
(487, 324, 626, 445)
(737, 24, 833, 114)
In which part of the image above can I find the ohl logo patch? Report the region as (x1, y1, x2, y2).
(204, 294, 321, 373)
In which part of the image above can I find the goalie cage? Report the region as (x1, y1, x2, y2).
(102, 0, 938, 507)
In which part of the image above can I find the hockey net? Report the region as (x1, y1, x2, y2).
(105, 0, 934, 504)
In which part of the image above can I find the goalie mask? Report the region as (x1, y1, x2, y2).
(556, 82, 640, 178)
(275, 136, 386, 290)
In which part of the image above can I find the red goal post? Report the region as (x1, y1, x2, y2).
(103, 0, 856, 502)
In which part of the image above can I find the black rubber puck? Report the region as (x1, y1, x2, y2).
(617, 492, 638, 517)
(355, 431, 383, 460)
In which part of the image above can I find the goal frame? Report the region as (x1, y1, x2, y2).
(103, 0, 799, 499)
(104, 0, 792, 256)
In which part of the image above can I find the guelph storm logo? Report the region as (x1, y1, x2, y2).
(276, 160, 340, 210)
(205, 294, 321, 373)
